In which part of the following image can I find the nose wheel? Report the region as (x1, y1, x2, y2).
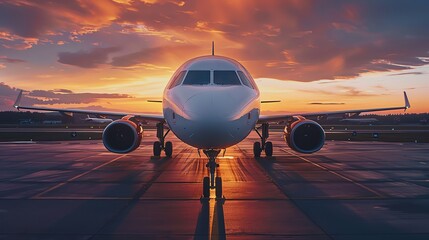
(153, 122, 173, 157)
(153, 141, 162, 156)
(254, 123, 273, 157)
(202, 149, 223, 199)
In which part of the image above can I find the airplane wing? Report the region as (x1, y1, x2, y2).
(13, 90, 164, 122)
(258, 91, 410, 123)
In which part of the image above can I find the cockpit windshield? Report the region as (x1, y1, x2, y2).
(169, 71, 186, 89)
(214, 71, 241, 85)
(182, 70, 210, 85)
(237, 71, 254, 89)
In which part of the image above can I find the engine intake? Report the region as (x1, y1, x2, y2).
(102, 120, 143, 153)
(284, 119, 325, 154)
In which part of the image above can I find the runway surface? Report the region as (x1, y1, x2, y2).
(1, 131, 429, 239)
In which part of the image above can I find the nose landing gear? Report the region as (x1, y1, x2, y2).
(202, 149, 223, 199)
(253, 123, 273, 157)
(153, 122, 173, 157)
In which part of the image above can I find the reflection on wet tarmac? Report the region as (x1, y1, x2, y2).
(1, 131, 429, 239)
(194, 198, 226, 240)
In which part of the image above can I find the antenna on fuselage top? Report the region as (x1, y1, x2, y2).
(211, 41, 214, 56)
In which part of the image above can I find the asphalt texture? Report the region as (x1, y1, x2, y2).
(1, 130, 429, 239)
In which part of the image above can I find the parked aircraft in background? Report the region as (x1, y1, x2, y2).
(13, 46, 410, 198)
(83, 115, 113, 124)
(340, 118, 379, 123)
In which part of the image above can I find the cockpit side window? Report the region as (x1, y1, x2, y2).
(182, 70, 211, 85)
(169, 71, 187, 89)
(214, 71, 241, 85)
(237, 71, 254, 89)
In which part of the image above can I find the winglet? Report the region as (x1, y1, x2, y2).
(404, 91, 411, 110)
(13, 90, 23, 110)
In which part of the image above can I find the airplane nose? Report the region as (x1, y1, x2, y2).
(182, 92, 216, 120)
(170, 86, 257, 149)
(182, 87, 252, 121)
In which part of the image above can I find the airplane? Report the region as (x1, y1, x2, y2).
(13, 45, 411, 199)
(340, 118, 379, 123)
(83, 115, 113, 124)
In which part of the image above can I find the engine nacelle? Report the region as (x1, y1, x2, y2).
(284, 119, 325, 154)
(102, 119, 143, 153)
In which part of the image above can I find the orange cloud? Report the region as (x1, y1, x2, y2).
(0, 0, 120, 43)
(0, 0, 428, 113)
(2, 0, 428, 80)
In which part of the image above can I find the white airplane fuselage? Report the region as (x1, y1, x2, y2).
(163, 56, 260, 149)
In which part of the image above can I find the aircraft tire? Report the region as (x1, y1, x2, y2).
(153, 141, 162, 156)
(253, 142, 261, 157)
(265, 141, 273, 157)
(165, 141, 173, 157)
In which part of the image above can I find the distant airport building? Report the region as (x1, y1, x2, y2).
(19, 119, 33, 125)
(42, 120, 62, 124)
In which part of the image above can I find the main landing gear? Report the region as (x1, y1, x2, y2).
(202, 149, 223, 199)
(253, 123, 273, 157)
(153, 122, 173, 157)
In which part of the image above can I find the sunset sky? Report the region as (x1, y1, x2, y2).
(0, 0, 428, 114)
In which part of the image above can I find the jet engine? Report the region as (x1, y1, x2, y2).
(284, 118, 325, 154)
(102, 119, 143, 153)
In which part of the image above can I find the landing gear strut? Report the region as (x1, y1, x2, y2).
(202, 149, 223, 199)
(153, 122, 173, 157)
(254, 123, 273, 157)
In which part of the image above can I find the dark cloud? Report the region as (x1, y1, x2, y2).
(336, 86, 379, 97)
(52, 89, 74, 94)
(309, 102, 345, 105)
(0, 2, 53, 38)
(0, 56, 25, 63)
(389, 71, 423, 76)
(0, 0, 120, 38)
(58, 47, 121, 68)
(0, 82, 132, 111)
(0, 82, 20, 111)
(27, 89, 131, 104)
(0, 82, 18, 96)
(300, 85, 383, 97)
(111, 0, 429, 81)
(111, 45, 202, 67)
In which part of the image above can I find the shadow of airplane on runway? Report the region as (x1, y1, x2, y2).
(194, 198, 226, 240)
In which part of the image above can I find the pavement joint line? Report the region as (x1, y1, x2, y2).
(46, 153, 104, 165)
(87, 142, 190, 240)
(280, 148, 385, 198)
(31, 154, 127, 199)
(236, 142, 334, 239)
(27, 196, 134, 200)
(2, 134, 429, 238)
(3, 196, 425, 201)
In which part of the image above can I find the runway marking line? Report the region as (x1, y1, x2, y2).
(280, 148, 384, 198)
(31, 154, 126, 199)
